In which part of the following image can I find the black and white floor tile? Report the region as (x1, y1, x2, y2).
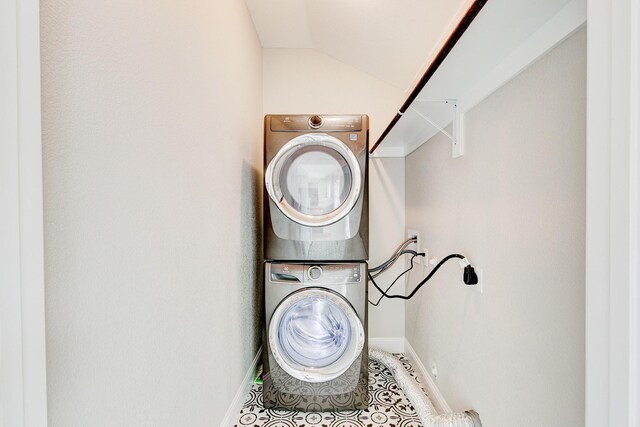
(234, 354, 425, 427)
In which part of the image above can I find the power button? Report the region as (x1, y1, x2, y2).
(308, 266, 322, 280)
(309, 115, 323, 129)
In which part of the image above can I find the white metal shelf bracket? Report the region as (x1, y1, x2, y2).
(411, 99, 465, 158)
(453, 109, 465, 158)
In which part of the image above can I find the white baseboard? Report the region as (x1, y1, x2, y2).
(369, 337, 406, 353)
(403, 338, 452, 414)
(220, 347, 262, 427)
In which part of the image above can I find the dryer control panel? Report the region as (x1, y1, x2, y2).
(270, 263, 363, 284)
(270, 115, 363, 132)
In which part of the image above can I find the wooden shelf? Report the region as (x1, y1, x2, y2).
(370, 0, 586, 158)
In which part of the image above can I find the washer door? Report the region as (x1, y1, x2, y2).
(269, 288, 365, 383)
(265, 133, 362, 227)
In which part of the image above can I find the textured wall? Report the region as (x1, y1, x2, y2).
(405, 29, 586, 426)
(263, 48, 407, 339)
(40, 1, 263, 425)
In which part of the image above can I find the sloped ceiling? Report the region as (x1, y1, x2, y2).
(245, 0, 472, 91)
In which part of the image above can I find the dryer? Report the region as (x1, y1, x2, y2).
(264, 114, 368, 261)
(262, 262, 368, 411)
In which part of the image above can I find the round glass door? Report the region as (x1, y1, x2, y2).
(265, 134, 361, 227)
(269, 288, 365, 383)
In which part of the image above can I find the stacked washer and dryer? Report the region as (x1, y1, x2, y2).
(262, 114, 370, 411)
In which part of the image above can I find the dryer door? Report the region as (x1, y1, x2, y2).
(265, 133, 361, 227)
(268, 288, 365, 383)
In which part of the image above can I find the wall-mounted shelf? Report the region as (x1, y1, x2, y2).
(370, 0, 586, 158)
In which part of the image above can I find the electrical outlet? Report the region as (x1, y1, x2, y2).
(430, 362, 438, 379)
(406, 229, 420, 254)
(421, 247, 429, 268)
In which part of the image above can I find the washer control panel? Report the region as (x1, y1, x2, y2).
(270, 263, 363, 284)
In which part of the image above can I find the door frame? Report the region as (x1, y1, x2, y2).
(0, 0, 48, 425)
(1, 0, 638, 425)
(586, 0, 640, 425)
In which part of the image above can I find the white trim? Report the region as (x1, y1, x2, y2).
(220, 348, 262, 427)
(630, 2, 640, 424)
(1, 0, 25, 421)
(369, 337, 406, 353)
(0, 0, 47, 426)
(403, 338, 452, 415)
(586, 0, 640, 425)
(459, 0, 586, 114)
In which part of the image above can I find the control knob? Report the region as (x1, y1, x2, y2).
(308, 115, 323, 129)
(308, 266, 323, 280)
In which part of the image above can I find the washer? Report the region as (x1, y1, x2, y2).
(264, 114, 369, 261)
(262, 262, 368, 411)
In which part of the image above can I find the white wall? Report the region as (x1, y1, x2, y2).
(367, 157, 406, 339)
(263, 48, 407, 339)
(40, 1, 263, 425)
(405, 28, 586, 426)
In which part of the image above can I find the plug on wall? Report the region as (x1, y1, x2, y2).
(463, 265, 478, 285)
(459, 258, 483, 294)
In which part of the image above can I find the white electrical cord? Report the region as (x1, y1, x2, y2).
(369, 347, 482, 427)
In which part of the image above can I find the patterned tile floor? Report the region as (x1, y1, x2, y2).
(233, 354, 425, 427)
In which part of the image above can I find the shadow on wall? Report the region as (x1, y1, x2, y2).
(239, 161, 263, 355)
(370, 159, 404, 227)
